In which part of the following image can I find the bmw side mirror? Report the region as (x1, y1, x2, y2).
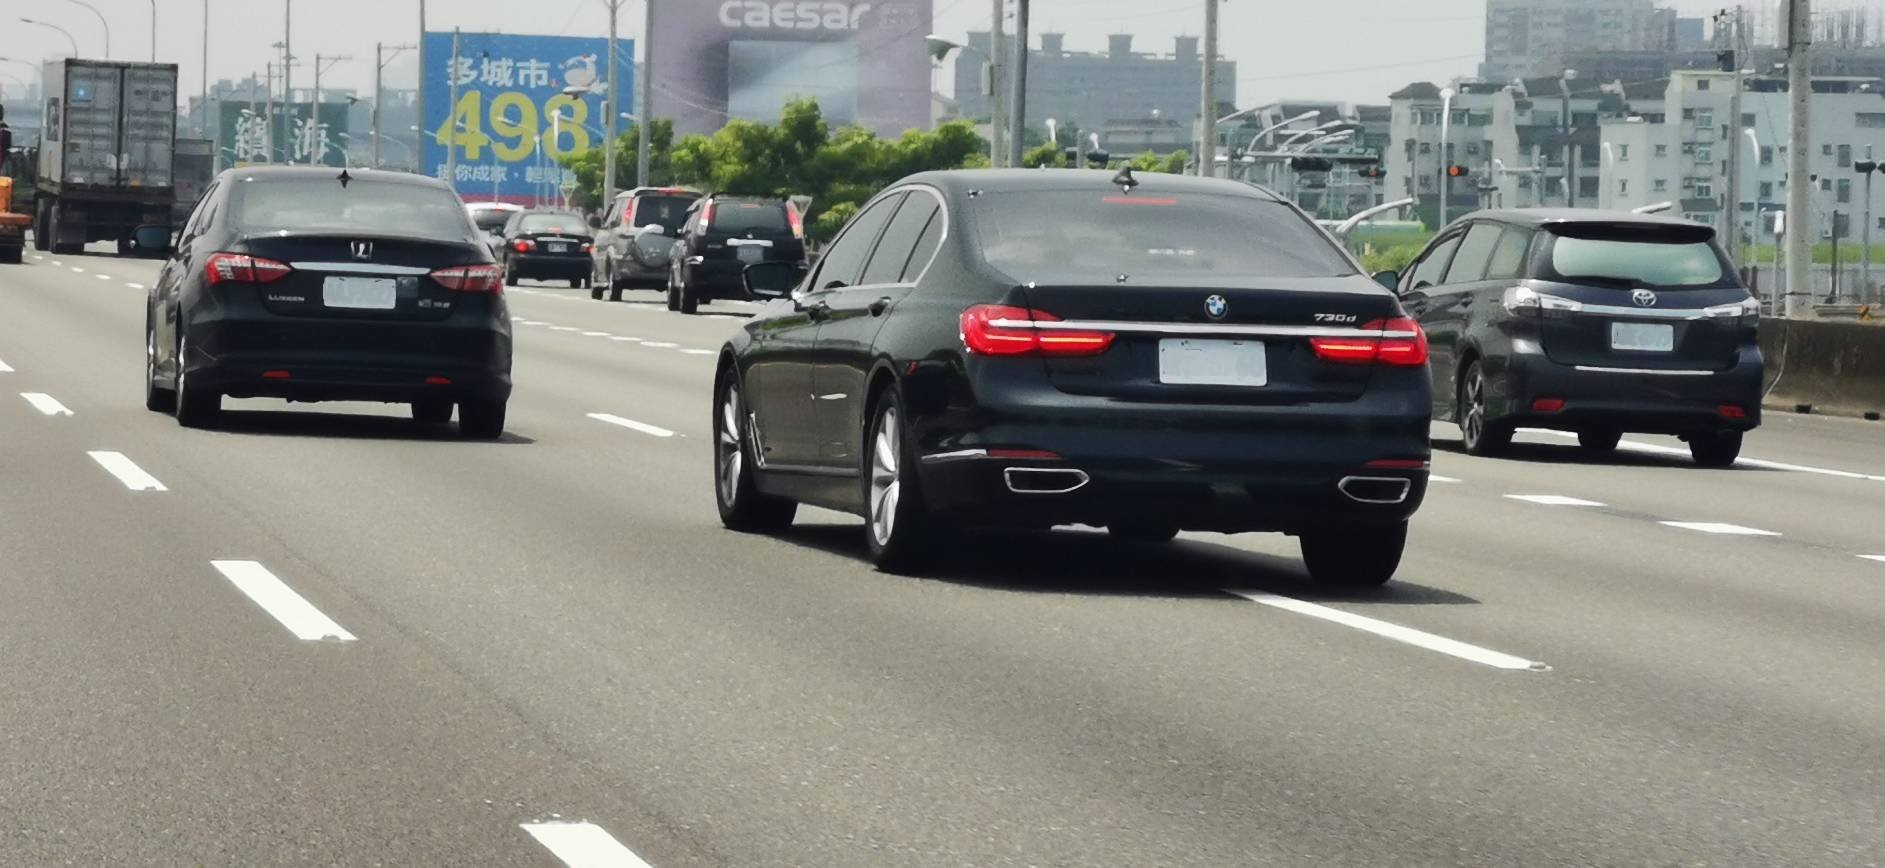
(743, 261, 802, 300)
(1372, 270, 1400, 290)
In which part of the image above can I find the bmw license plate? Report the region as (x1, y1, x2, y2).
(1610, 322, 1674, 352)
(736, 245, 764, 264)
(546, 241, 569, 253)
(322, 276, 398, 310)
(1158, 339, 1267, 387)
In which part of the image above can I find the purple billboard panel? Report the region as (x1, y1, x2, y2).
(650, 1, 932, 137)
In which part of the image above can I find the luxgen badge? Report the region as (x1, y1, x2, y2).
(719, 0, 871, 30)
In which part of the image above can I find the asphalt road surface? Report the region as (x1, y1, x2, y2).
(6, 247, 1885, 866)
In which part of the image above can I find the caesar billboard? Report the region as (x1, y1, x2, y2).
(651, 1, 931, 137)
(420, 32, 634, 202)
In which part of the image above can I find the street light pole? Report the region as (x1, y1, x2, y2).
(445, 27, 461, 187)
(59, 1, 110, 57)
(282, 0, 293, 166)
(636, 0, 653, 189)
(201, 0, 210, 135)
(603, 0, 623, 207)
(1439, 87, 1456, 228)
(149, 0, 157, 61)
(989, 0, 1005, 167)
(1784, 0, 1812, 318)
(1859, 148, 1877, 303)
(1005, 0, 1028, 169)
(22, 20, 81, 58)
(1560, 68, 1577, 207)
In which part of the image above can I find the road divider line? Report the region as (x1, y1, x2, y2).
(70, 266, 84, 273)
(20, 392, 73, 416)
(210, 560, 357, 642)
(87, 451, 167, 492)
(1429, 475, 1461, 483)
(1660, 521, 1781, 537)
(1505, 494, 1605, 507)
(0, 358, 11, 373)
(1859, 555, 1885, 564)
(641, 341, 678, 349)
(126, 282, 146, 290)
(551, 326, 580, 332)
(679, 348, 715, 355)
(521, 822, 653, 868)
(588, 413, 676, 438)
(581, 331, 610, 337)
(608, 336, 641, 342)
(94, 273, 111, 281)
(1521, 428, 1885, 483)
(1230, 590, 1547, 671)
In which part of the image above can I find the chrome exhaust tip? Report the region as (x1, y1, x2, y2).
(1338, 476, 1412, 505)
(1004, 467, 1091, 495)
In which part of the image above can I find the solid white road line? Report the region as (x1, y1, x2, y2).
(1505, 494, 1605, 507)
(679, 348, 714, 355)
(210, 560, 357, 642)
(1660, 521, 1781, 536)
(1230, 591, 1547, 671)
(587, 413, 676, 438)
(20, 392, 73, 416)
(1521, 428, 1885, 483)
(521, 822, 653, 868)
(87, 451, 167, 492)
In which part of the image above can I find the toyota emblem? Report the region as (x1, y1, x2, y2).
(1204, 294, 1229, 320)
(1631, 288, 1658, 308)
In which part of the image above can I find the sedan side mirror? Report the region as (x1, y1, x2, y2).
(1372, 270, 1400, 290)
(131, 224, 174, 258)
(742, 261, 804, 300)
(587, 214, 602, 229)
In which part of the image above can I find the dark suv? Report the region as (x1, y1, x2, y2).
(591, 187, 699, 301)
(666, 195, 807, 314)
(1384, 209, 1762, 467)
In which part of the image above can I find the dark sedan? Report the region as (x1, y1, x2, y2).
(711, 169, 1433, 585)
(499, 209, 594, 288)
(1386, 210, 1761, 466)
(143, 167, 512, 438)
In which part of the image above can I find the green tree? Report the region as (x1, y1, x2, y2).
(557, 118, 677, 211)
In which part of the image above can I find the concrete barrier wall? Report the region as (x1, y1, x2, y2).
(1759, 318, 1885, 416)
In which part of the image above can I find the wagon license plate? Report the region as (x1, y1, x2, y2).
(1610, 322, 1674, 352)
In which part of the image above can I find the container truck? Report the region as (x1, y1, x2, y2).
(171, 137, 215, 227)
(31, 59, 179, 255)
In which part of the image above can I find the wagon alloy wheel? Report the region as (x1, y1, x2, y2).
(1458, 361, 1511, 457)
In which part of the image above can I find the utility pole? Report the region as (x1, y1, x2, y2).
(1860, 146, 1876, 303)
(988, 0, 1005, 167)
(282, 0, 292, 165)
(1721, 6, 1747, 267)
(603, 0, 622, 206)
(265, 60, 276, 162)
(1006, 0, 1028, 169)
(200, 0, 210, 135)
(1560, 69, 1577, 206)
(637, 0, 653, 189)
(418, 0, 427, 176)
(1199, 0, 1218, 177)
(1785, 0, 1812, 318)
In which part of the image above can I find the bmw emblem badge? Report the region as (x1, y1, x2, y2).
(1204, 294, 1229, 320)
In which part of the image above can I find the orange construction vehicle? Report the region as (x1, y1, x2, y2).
(0, 175, 28, 264)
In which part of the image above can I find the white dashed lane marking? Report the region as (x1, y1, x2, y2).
(587, 413, 676, 438)
(94, 273, 111, 280)
(0, 357, 12, 373)
(1522, 429, 1885, 483)
(1505, 494, 1605, 507)
(20, 392, 74, 416)
(87, 451, 168, 492)
(641, 342, 678, 349)
(211, 560, 357, 642)
(1857, 555, 1885, 564)
(581, 331, 610, 337)
(551, 326, 580, 332)
(126, 282, 145, 290)
(1429, 475, 1462, 484)
(521, 821, 654, 868)
(70, 266, 84, 273)
(1229, 591, 1548, 671)
(1660, 521, 1781, 537)
(679, 348, 714, 355)
(608, 336, 641, 342)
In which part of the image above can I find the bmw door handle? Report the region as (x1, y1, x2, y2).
(868, 296, 892, 316)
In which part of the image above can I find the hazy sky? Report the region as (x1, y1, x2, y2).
(0, 0, 1737, 106)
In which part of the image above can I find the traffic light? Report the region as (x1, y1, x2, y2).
(1446, 165, 1472, 179)
(1356, 164, 1386, 180)
(1290, 156, 1334, 173)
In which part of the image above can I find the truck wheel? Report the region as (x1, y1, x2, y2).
(117, 235, 133, 257)
(32, 200, 50, 251)
(0, 246, 21, 265)
(48, 204, 80, 254)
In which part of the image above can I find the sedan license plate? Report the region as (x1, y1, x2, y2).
(1610, 322, 1674, 352)
(545, 242, 569, 254)
(1158, 339, 1267, 387)
(322, 276, 398, 310)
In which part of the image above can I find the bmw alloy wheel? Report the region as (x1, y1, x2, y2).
(718, 385, 746, 505)
(869, 406, 902, 547)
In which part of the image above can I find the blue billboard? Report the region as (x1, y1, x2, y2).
(421, 32, 635, 203)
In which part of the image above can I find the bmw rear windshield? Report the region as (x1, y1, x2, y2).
(970, 191, 1356, 282)
(1538, 224, 1737, 290)
(233, 178, 477, 240)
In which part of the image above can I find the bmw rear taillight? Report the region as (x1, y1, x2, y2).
(960, 305, 1115, 357)
(205, 252, 292, 285)
(1310, 317, 1429, 366)
(786, 202, 804, 239)
(431, 264, 502, 293)
(513, 239, 535, 253)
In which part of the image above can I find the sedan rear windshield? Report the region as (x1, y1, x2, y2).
(517, 213, 587, 234)
(970, 191, 1355, 281)
(711, 201, 790, 233)
(235, 179, 474, 239)
(1543, 235, 1731, 289)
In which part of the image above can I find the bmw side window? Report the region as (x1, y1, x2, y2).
(1443, 223, 1504, 284)
(899, 211, 945, 284)
(811, 193, 905, 291)
(1406, 234, 1462, 291)
(859, 191, 940, 286)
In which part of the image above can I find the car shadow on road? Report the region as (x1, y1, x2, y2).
(774, 523, 1479, 605)
(1432, 435, 1774, 471)
(211, 409, 537, 444)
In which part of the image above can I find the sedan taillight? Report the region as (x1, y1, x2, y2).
(205, 252, 292, 285)
(1310, 317, 1429, 367)
(960, 305, 1114, 357)
(431, 264, 502, 293)
(513, 239, 536, 253)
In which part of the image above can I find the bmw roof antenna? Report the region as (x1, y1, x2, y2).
(1111, 165, 1139, 194)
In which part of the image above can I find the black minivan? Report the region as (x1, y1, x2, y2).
(1381, 209, 1761, 467)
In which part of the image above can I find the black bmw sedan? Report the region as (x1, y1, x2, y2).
(144, 167, 512, 438)
(712, 169, 1433, 586)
